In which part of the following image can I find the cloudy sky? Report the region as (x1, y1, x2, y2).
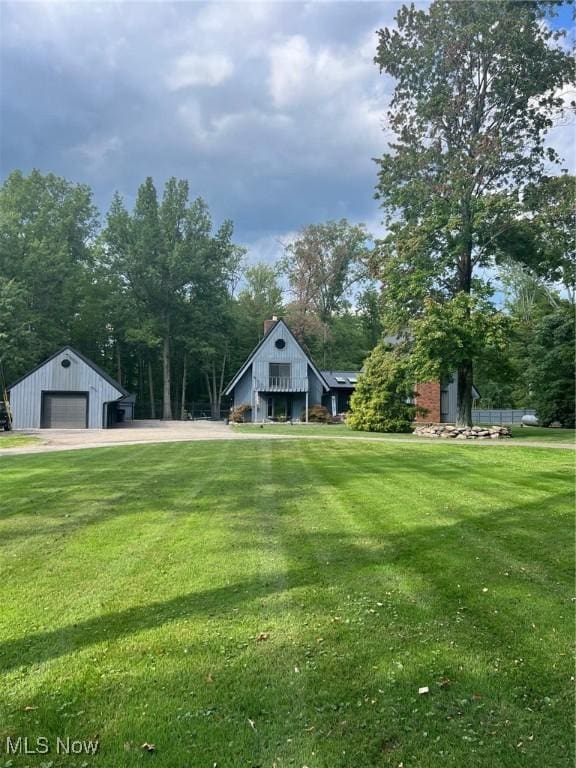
(1, 1, 573, 265)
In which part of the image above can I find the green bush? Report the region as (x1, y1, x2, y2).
(347, 344, 417, 433)
(301, 405, 332, 423)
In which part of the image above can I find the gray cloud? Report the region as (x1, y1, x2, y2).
(1, 1, 572, 266)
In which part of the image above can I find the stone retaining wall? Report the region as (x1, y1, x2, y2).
(414, 424, 512, 440)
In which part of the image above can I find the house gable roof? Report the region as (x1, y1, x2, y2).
(224, 319, 329, 395)
(8, 345, 130, 398)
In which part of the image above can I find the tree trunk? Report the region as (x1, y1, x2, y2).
(204, 370, 214, 418)
(162, 318, 173, 420)
(148, 359, 156, 419)
(456, 361, 473, 427)
(205, 351, 227, 420)
(455, 198, 474, 428)
(116, 341, 122, 385)
(216, 351, 227, 419)
(138, 354, 144, 410)
(211, 394, 220, 420)
(180, 352, 187, 421)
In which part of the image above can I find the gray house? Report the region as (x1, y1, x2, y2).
(225, 318, 478, 424)
(225, 318, 360, 422)
(8, 346, 133, 429)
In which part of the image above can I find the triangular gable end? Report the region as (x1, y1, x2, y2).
(224, 319, 329, 395)
(8, 345, 129, 398)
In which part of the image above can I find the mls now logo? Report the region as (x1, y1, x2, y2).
(5, 737, 49, 755)
(5, 736, 99, 755)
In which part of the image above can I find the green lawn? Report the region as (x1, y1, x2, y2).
(234, 421, 415, 438)
(234, 421, 576, 443)
(508, 425, 575, 443)
(0, 440, 573, 767)
(0, 434, 41, 449)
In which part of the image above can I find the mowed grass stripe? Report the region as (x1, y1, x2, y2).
(0, 443, 238, 635)
(300, 441, 572, 656)
(285, 442, 574, 766)
(0, 440, 573, 767)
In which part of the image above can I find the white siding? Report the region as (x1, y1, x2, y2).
(9, 349, 124, 429)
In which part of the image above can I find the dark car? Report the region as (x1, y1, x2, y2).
(0, 402, 12, 431)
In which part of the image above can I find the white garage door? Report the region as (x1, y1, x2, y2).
(42, 393, 88, 429)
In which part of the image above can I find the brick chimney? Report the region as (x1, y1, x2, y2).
(264, 316, 279, 335)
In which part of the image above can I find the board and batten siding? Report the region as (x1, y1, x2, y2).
(10, 349, 124, 429)
(229, 321, 327, 422)
(233, 368, 253, 409)
(307, 367, 324, 406)
(251, 323, 309, 391)
(440, 376, 458, 424)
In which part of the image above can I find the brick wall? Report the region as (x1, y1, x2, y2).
(414, 380, 441, 423)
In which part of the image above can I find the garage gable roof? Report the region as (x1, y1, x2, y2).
(8, 346, 130, 398)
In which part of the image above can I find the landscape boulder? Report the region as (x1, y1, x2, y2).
(413, 424, 512, 440)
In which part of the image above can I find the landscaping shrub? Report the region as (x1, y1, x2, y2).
(347, 344, 417, 432)
(301, 405, 332, 423)
(229, 404, 252, 423)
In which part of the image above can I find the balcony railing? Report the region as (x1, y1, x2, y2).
(254, 377, 308, 392)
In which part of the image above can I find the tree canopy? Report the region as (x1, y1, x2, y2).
(283, 219, 375, 368)
(0, 169, 99, 381)
(372, 0, 574, 425)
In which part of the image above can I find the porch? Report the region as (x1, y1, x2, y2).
(253, 391, 309, 422)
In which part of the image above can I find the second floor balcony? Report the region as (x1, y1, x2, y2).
(254, 376, 308, 392)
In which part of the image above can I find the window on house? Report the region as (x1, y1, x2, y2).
(335, 376, 346, 384)
(269, 363, 291, 380)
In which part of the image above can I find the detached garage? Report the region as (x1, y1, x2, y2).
(8, 346, 132, 430)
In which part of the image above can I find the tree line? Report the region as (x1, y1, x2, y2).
(0, 171, 379, 418)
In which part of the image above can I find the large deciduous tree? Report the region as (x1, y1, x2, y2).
(232, 263, 284, 366)
(103, 178, 242, 420)
(0, 169, 99, 381)
(373, 0, 574, 426)
(495, 173, 576, 299)
(189, 219, 244, 419)
(0, 278, 35, 387)
(283, 219, 372, 366)
(283, 220, 370, 324)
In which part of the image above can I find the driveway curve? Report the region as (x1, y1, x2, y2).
(0, 419, 573, 455)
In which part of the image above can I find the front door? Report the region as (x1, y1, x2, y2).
(267, 395, 289, 420)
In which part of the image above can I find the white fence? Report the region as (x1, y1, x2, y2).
(471, 408, 536, 425)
